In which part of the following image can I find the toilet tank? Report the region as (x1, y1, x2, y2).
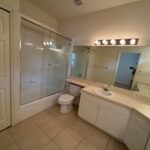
(69, 83, 81, 96)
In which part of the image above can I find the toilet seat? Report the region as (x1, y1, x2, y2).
(58, 94, 74, 105)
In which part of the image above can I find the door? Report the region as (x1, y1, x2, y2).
(115, 52, 140, 89)
(96, 106, 129, 139)
(78, 98, 99, 125)
(46, 34, 69, 95)
(0, 9, 11, 131)
(124, 112, 150, 150)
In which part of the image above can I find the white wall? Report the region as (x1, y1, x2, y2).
(59, 0, 150, 46)
(20, 0, 58, 30)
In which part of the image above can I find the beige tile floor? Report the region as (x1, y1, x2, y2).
(0, 105, 128, 150)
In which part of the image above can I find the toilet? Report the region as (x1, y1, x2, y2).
(58, 84, 81, 113)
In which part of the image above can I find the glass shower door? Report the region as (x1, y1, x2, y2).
(20, 19, 70, 105)
(46, 34, 70, 95)
(21, 19, 44, 104)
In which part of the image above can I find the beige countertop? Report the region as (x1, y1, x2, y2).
(66, 77, 94, 87)
(82, 86, 150, 120)
(66, 77, 107, 88)
(66, 77, 150, 120)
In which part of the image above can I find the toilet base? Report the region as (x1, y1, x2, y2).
(60, 104, 73, 113)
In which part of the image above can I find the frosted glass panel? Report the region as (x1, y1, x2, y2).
(20, 19, 70, 105)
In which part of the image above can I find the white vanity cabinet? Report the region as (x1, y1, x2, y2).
(124, 111, 150, 150)
(78, 92, 131, 140)
(96, 105, 130, 140)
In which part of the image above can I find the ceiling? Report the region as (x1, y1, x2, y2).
(28, 0, 140, 20)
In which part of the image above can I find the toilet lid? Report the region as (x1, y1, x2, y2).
(59, 94, 74, 102)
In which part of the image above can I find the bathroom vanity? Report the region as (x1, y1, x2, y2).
(77, 85, 150, 150)
(66, 77, 150, 150)
(78, 90, 130, 140)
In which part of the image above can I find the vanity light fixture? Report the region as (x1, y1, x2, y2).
(43, 41, 53, 46)
(46, 41, 49, 45)
(43, 41, 46, 46)
(94, 38, 139, 46)
(49, 41, 53, 45)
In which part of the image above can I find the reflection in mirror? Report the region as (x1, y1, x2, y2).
(114, 52, 140, 90)
(71, 46, 90, 79)
(70, 46, 150, 97)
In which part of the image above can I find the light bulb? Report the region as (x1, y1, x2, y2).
(46, 41, 49, 45)
(43, 41, 46, 46)
(102, 40, 108, 45)
(95, 40, 99, 45)
(110, 39, 116, 45)
(49, 41, 53, 45)
(120, 39, 126, 45)
(130, 39, 136, 45)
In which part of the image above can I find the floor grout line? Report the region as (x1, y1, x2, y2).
(1, 105, 128, 150)
(40, 140, 52, 150)
(74, 124, 91, 150)
(52, 139, 63, 150)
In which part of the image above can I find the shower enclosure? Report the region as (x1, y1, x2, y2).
(20, 19, 70, 105)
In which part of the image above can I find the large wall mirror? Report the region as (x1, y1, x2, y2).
(70, 46, 150, 98)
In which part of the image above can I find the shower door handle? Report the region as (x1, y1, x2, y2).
(29, 79, 36, 83)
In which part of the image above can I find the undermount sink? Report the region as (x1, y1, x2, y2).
(94, 88, 114, 97)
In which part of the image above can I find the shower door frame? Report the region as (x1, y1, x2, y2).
(20, 14, 72, 105)
(20, 14, 71, 42)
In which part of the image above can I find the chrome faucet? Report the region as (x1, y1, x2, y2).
(103, 84, 109, 91)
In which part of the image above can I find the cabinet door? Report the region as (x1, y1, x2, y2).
(78, 98, 99, 125)
(96, 106, 129, 139)
(124, 112, 150, 150)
